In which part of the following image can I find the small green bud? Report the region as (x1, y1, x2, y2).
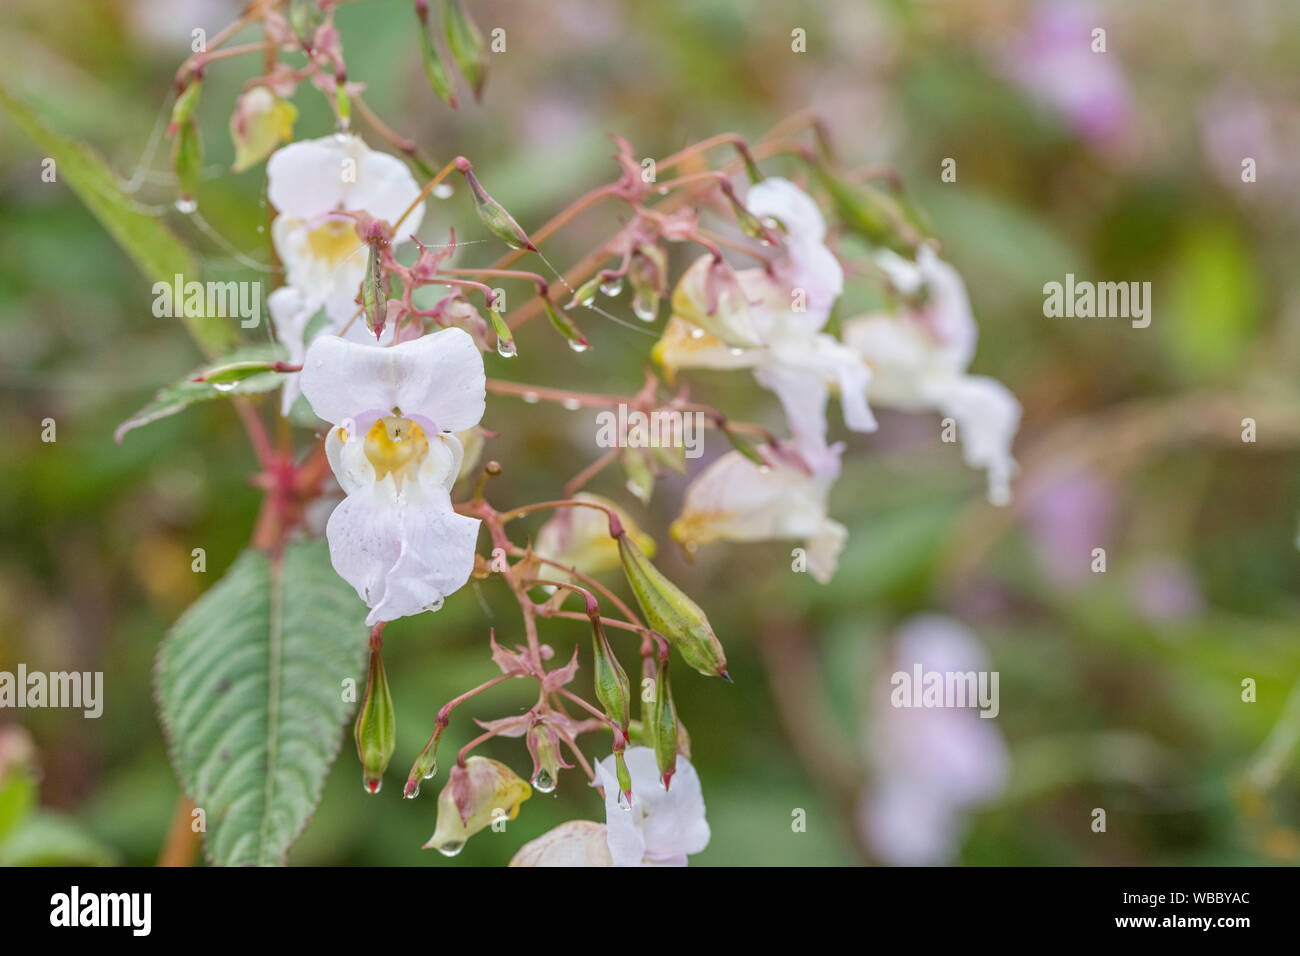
(172, 120, 202, 200)
(542, 297, 589, 352)
(461, 164, 536, 251)
(443, 0, 488, 100)
(355, 643, 396, 794)
(649, 656, 677, 789)
(168, 79, 202, 135)
(616, 530, 728, 679)
(415, 0, 458, 109)
(589, 610, 631, 733)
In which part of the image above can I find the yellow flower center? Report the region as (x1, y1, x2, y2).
(305, 219, 362, 268)
(364, 416, 429, 486)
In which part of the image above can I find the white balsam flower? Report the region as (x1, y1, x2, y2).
(671, 445, 848, 584)
(594, 747, 710, 866)
(299, 328, 485, 626)
(843, 244, 1021, 505)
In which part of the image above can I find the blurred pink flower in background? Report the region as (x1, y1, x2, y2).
(999, 0, 1133, 147)
(1130, 556, 1205, 625)
(858, 615, 1008, 866)
(1025, 469, 1116, 590)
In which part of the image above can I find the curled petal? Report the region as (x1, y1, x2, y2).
(509, 821, 613, 867)
(935, 375, 1022, 506)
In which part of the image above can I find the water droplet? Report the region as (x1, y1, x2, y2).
(433, 183, 454, 199)
(497, 338, 517, 358)
(423, 763, 438, 780)
(522, 391, 540, 404)
(600, 279, 623, 297)
(632, 295, 658, 321)
(688, 327, 705, 340)
(256, 224, 265, 233)
(334, 124, 351, 139)
(532, 770, 556, 794)
(683, 540, 699, 555)
(617, 790, 633, 810)
(212, 381, 237, 393)
(728, 348, 745, 356)
(404, 783, 420, 799)
(422, 596, 445, 613)
(656, 186, 669, 195)
(625, 479, 646, 498)
(174, 197, 197, 214)
(561, 397, 582, 411)
(567, 339, 590, 353)
(436, 840, 465, 857)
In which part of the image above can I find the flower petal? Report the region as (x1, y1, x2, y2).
(347, 147, 426, 237)
(935, 375, 1022, 506)
(325, 483, 480, 626)
(300, 327, 486, 430)
(745, 177, 828, 244)
(267, 137, 350, 221)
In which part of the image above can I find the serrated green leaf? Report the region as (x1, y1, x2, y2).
(115, 343, 289, 444)
(155, 541, 368, 867)
(0, 83, 233, 356)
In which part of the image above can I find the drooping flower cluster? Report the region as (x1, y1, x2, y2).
(661, 178, 1021, 580)
(267, 134, 427, 413)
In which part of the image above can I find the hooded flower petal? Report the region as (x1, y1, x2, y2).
(509, 821, 613, 867)
(671, 446, 847, 582)
(300, 327, 485, 431)
(594, 747, 710, 866)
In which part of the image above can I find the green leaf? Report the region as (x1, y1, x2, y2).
(115, 343, 289, 444)
(155, 541, 368, 866)
(0, 812, 118, 866)
(0, 83, 234, 356)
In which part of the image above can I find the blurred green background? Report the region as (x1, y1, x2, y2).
(2, 0, 1300, 865)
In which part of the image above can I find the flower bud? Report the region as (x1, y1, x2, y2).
(168, 79, 201, 136)
(589, 612, 631, 733)
(362, 233, 389, 338)
(812, 162, 923, 256)
(648, 656, 678, 789)
(525, 722, 571, 793)
(415, 0, 458, 109)
(423, 756, 531, 856)
(355, 642, 396, 794)
(443, 0, 487, 100)
(172, 121, 202, 201)
(542, 297, 589, 352)
(627, 244, 667, 322)
(616, 531, 728, 679)
(669, 255, 762, 348)
(229, 86, 297, 173)
(460, 162, 536, 251)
